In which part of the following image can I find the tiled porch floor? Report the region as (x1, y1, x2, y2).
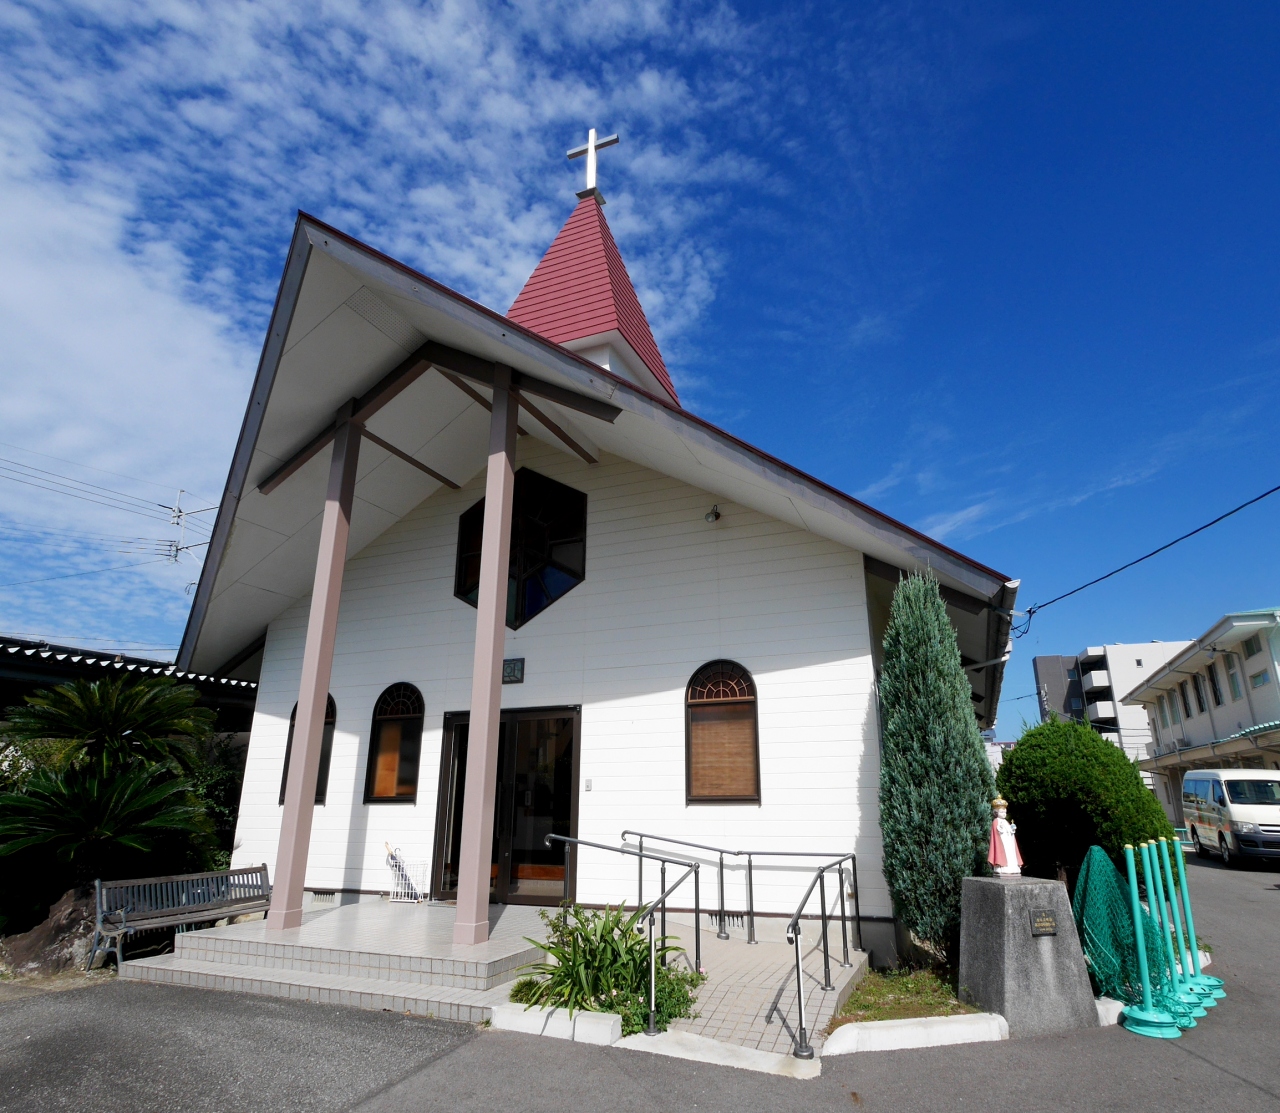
(200, 899, 546, 968)
(124, 900, 866, 1056)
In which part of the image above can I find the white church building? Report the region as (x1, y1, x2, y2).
(178, 138, 1019, 953)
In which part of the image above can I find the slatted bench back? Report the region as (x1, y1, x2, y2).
(98, 864, 271, 927)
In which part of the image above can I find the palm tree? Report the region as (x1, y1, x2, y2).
(0, 763, 211, 884)
(4, 675, 215, 775)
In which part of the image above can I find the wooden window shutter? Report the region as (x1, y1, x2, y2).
(686, 661, 759, 802)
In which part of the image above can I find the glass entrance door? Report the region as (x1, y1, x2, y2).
(432, 707, 579, 905)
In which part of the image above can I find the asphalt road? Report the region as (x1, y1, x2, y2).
(2, 856, 1277, 1113)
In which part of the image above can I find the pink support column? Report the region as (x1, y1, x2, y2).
(453, 369, 519, 945)
(267, 407, 361, 931)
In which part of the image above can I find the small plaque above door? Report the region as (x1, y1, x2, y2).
(502, 658, 525, 684)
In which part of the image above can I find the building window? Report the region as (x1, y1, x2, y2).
(686, 660, 760, 804)
(1225, 652, 1244, 701)
(1135, 658, 1143, 668)
(1066, 668, 1078, 680)
(1206, 662, 1224, 707)
(1070, 697, 1082, 711)
(364, 683, 424, 802)
(1169, 690, 1182, 724)
(1157, 694, 1169, 728)
(1243, 634, 1263, 659)
(1250, 669, 1271, 690)
(1192, 673, 1207, 714)
(279, 696, 337, 806)
(455, 468, 587, 630)
(1178, 681, 1193, 719)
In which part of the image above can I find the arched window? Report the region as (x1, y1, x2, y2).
(363, 683, 425, 803)
(686, 660, 759, 803)
(279, 695, 337, 806)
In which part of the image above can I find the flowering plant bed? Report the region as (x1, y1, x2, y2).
(510, 904, 704, 1036)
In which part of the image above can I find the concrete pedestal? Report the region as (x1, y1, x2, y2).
(958, 876, 1099, 1038)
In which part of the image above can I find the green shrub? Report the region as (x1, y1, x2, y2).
(0, 763, 212, 884)
(513, 904, 704, 1035)
(0, 676, 223, 933)
(997, 717, 1174, 886)
(4, 675, 214, 776)
(879, 574, 995, 963)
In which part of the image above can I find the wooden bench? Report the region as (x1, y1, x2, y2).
(88, 864, 271, 970)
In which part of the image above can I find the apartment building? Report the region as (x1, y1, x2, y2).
(1033, 641, 1189, 763)
(1124, 610, 1280, 823)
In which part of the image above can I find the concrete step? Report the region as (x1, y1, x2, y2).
(174, 930, 542, 991)
(121, 952, 511, 1024)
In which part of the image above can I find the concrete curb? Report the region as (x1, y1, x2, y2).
(1095, 997, 1125, 1026)
(490, 1003, 621, 1046)
(822, 1012, 1008, 1055)
(615, 1029, 822, 1079)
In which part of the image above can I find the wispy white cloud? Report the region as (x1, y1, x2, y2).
(0, 0, 767, 650)
(917, 501, 992, 541)
(0, 0, 1006, 650)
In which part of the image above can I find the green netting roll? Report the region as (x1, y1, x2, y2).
(1072, 845, 1182, 1011)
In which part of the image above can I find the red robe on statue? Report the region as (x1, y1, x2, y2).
(988, 819, 1024, 869)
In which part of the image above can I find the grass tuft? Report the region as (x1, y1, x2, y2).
(828, 967, 977, 1031)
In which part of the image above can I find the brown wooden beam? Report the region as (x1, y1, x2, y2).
(360, 429, 460, 488)
(438, 371, 529, 436)
(516, 393, 598, 465)
(510, 367, 621, 423)
(258, 417, 341, 496)
(257, 339, 618, 496)
(422, 340, 622, 422)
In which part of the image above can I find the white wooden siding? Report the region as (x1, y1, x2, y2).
(232, 439, 889, 917)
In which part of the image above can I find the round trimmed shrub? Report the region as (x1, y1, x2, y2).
(996, 718, 1174, 887)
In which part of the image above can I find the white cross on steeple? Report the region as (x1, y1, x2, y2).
(567, 128, 619, 195)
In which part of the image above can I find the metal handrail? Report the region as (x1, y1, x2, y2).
(544, 834, 704, 974)
(621, 830, 859, 948)
(638, 862, 697, 1034)
(784, 853, 858, 1060)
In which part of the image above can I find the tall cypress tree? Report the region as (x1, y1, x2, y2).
(878, 574, 995, 963)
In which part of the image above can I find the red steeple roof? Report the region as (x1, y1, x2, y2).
(508, 195, 678, 405)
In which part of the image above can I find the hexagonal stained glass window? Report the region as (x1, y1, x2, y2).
(454, 468, 587, 629)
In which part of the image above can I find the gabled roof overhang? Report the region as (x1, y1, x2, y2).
(179, 214, 1018, 724)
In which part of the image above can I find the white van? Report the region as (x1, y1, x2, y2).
(1182, 768, 1280, 867)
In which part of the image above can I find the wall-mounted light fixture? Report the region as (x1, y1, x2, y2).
(705, 505, 721, 523)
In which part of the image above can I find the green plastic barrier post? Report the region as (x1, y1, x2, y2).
(1158, 838, 1215, 1007)
(1145, 841, 1205, 1022)
(1172, 839, 1225, 997)
(1120, 844, 1179, 1038)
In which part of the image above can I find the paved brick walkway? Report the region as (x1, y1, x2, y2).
(666, 916, 866, 1055)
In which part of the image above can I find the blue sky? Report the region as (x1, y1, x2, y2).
(0, 2, 1277, 735)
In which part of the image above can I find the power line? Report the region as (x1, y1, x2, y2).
(0, 468, 211, 535)
(0, 558, 172, 589)
(1013, 480, 1280, 638)
(0, 439, 216, 503)
(0, 458, 213, 531)
(0, 533, 182, 558)
(0, 630, 180, 650)
(0, 520, 179, 545)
